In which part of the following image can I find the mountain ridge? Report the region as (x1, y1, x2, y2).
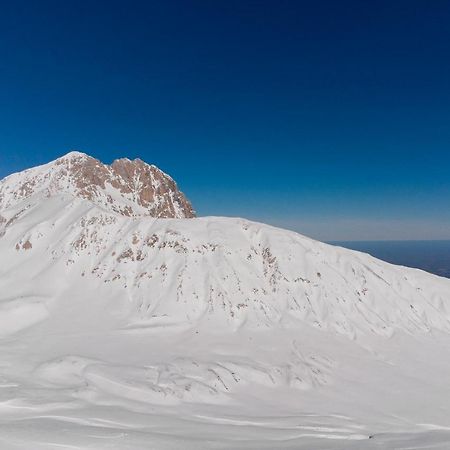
(0, 151, 195, 218)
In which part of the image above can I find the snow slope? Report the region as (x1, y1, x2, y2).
(1, 154, 450, 449)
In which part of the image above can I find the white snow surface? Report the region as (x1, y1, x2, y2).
(1, 179, 450, 448)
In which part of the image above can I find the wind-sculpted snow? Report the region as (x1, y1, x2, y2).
(0, 297, 49, 336)
(1, 180, 450, 448)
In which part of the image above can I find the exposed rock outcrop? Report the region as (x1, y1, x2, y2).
(0, 151, 195, 218)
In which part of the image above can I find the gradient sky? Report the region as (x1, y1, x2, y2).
(0, 0, 449, 241)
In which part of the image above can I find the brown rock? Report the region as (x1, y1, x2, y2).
(0, 151, 196, 219)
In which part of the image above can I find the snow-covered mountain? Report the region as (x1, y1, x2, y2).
(0, 151, 195, 218)
(1, 153, 450, 450)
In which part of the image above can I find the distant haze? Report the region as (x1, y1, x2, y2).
(263, 218, 450, 242)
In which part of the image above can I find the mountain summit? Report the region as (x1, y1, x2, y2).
(0, 151, 195, 218)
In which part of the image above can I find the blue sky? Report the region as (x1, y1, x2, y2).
(0, 0, 449, 240)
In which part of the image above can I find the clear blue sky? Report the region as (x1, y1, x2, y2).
(0, 1, 449, 240)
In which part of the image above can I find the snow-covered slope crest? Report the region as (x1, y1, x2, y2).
(0, 151, 195, 218)
(1, 193, 450, 339)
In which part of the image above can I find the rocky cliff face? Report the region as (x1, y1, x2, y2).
(0, 151, 195, 218)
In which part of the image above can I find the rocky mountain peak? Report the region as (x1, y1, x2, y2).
(0, 151, 195, 218)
